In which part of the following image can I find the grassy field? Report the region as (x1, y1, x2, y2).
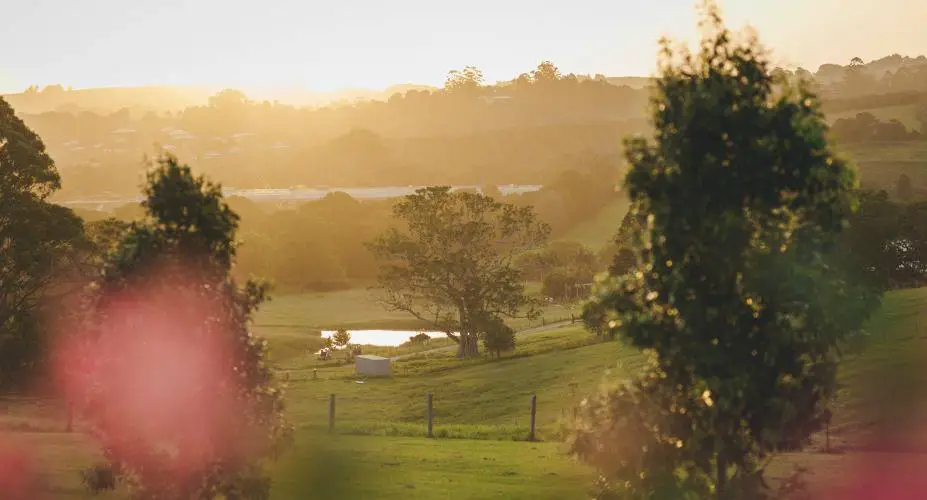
(6, 286, 927, 498)
(271, 435, 593, 500)
(254, 284, 584, 368)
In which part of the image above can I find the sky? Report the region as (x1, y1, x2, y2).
(0, 0, 923, 93)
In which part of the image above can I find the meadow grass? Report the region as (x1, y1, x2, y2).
(7, 287, 927, 498)
(270, 433, 593, 500)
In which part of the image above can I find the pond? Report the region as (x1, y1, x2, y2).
(320, 329, 448, 347)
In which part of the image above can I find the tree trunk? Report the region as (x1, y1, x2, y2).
(456, 332, 480, 358)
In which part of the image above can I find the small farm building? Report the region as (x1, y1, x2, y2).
(355, 355, 391, 377)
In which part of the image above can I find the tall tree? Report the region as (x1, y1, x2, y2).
(73, 155, 291, 498)
(573, 4, 879, 498)
(369, 187, 549, 358)
(443, 66, 485, 95)
(0, 96, 85, 390)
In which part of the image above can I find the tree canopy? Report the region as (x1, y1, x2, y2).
(573, 5, 880, 498)
(0, 96, 85, 391)
(368, 187, 549, 358)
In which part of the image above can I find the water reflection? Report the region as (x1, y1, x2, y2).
(320, 330, 448, 347)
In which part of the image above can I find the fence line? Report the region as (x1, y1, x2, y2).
(325, 392, 543, 441)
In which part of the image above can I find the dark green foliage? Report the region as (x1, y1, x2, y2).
(478, 313, 516, 359)
(835, 189, 927, 290)
(603, 207, 648, 276)
(574, 5, 880, 499)
(369, 187, 549, 358)
(541, 271, 580, 303)
(830, 112, 920, 143)
(0, 96, 86, 391)
(81, 155, 291, 498)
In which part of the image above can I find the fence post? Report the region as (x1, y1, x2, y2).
(427, 392, 434, 438)
(825, 420, 830, 453)
(529, 394, 537, 441)
(328, 394, 335, 433)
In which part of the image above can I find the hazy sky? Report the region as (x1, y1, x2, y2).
(1, 0, 922, 93)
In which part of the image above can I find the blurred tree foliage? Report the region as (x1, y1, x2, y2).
(77, 155, 291, 498)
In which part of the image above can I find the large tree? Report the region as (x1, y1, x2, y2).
(71, 155, 291, 498)
(573, 5, 879, 499)
(369, 187, 549, 358)
(0, 96, 85, 390)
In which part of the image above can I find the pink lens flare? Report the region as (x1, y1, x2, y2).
(53, 263, 266, 478)
(0, 434, 40, 500)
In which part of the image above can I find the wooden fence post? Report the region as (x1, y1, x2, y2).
(328, 394, 335, 433)
(529, 394, 537, 441)
(427, 392, 434, 438)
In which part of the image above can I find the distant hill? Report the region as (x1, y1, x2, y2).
(12, 51, 927, 116)
(2, 85, 217, 116)
(813, 54, 927, 85)
(1, 83, 442, 116)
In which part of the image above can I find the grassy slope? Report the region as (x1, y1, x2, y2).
(281, 327, 638, 439)
(254, 285, 583, 367)
(271, 436, 592, 500)
(8, 287, 927, 498)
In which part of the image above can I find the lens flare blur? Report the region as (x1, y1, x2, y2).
(54, 263, 263, 481)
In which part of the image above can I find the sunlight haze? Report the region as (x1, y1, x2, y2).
(2, 0, 923, 94)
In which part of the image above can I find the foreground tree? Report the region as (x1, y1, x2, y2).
(369, 187, 549, 358)
(70, 155, 291, 498)
(0, 96, 85, 391)
(573, 5, 879, 499)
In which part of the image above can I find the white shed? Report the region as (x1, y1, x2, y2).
(355, 355, 391, 377)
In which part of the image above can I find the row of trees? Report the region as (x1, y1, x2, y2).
(72, 156, 625, 293)
(831, 111, 923, 143)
